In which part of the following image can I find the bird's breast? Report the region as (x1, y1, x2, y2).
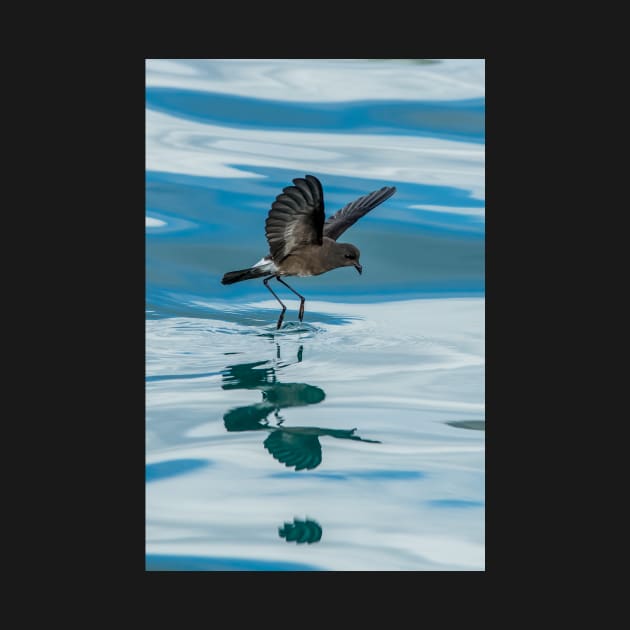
(276, 240, 342, 277)
(278, 253, 324, 276)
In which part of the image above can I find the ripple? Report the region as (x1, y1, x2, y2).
(146, 109, 484, 200)
(146, 59, 484, 103)
(146, 87, 484, 142)
(257, 321, 326, 338)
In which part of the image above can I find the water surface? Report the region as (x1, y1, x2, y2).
(146, 58, 485, 571)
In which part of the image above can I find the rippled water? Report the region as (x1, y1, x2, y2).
(146, 59, 485, 571)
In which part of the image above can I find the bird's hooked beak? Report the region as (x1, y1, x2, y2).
(354, 263, 363, 275)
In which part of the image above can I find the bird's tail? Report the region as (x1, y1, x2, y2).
(221, 266, 270, 285)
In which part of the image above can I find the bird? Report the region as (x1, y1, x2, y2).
(221, 175, 396, 328)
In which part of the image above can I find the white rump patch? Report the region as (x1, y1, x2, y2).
(252, 257, 277, 273)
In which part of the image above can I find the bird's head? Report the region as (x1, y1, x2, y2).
(335, 243, 362, 274)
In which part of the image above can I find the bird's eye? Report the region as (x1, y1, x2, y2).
(344, 253, 355, 259)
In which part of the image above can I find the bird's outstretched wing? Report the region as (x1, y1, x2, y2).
(265, 175, 325, 262)
(323, 185, 396, 241)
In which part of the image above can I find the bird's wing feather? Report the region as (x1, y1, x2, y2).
(265, 175, 325, 262)
(323, 186, 396, 241)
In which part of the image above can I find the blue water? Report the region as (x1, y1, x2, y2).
(146, 59, 485, 571)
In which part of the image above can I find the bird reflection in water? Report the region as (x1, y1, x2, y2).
(278, 518, 322, 544)
(222, 345, 380, 471)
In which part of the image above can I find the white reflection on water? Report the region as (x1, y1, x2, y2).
(146, 109, 485, 200)
(146, 298, 484, 571)
(146, 59, 485, 102)
(146, 216, 166, 228)
(409, 204, 485, 218)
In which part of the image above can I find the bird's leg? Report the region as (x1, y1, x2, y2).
(276, 277, 306, 322)
(263, 276, 286, 329)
